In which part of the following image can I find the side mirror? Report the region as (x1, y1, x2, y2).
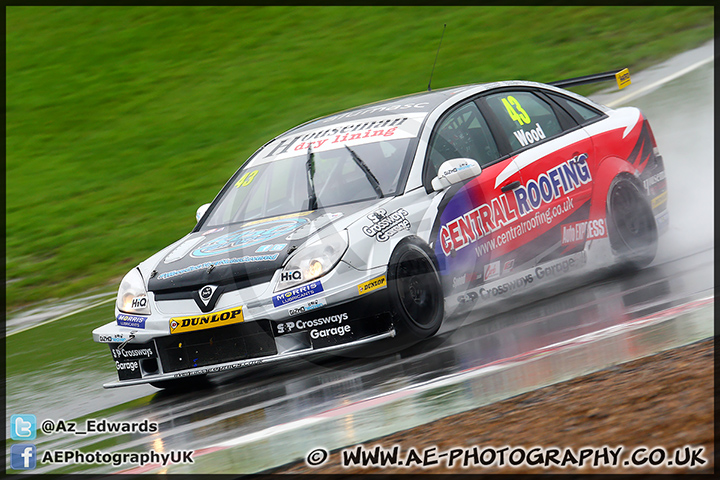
(431, 158, 482, 191)
(196, 203, 211, 223)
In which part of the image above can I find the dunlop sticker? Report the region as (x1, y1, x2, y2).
(358, 275, 387, 295)
(170, 306, 243, 334)
(651, 191, 668, 209)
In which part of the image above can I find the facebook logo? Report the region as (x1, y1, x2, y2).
(11, 444, 37, 470)
(11, 414, 36, 440)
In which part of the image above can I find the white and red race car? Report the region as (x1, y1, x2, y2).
(93, 69, 668, 388)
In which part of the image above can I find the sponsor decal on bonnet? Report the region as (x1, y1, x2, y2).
(191, 218, 308, 257)
(157, 254, 280, 280)
(255, 243, 287, 253)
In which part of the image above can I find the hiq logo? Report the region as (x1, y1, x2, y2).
(131, 296, 147, 309)
(281, 270, 302, 282)
(11, 444, 36, 470)
(11, 414, 36, 440)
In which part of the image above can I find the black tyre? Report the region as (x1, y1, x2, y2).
(150, 374, 210, 391)
(606, 177, 658, 269)
(387, 239, 444, 342)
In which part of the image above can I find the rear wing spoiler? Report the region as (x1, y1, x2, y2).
(549, 68, 631, 90)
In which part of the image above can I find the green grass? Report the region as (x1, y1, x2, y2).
(6, 302, 116, 375)
(6, 6, 714, 312)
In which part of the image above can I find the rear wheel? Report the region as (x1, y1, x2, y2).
(387, 239, 444, 342)
(606, 177, 658, 269)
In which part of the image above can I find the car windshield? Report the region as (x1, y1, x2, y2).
(202, 137, 416, 227)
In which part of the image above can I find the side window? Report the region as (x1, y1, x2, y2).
(427, 101, 500, 180)
(485, 91, 563, 152)
(547, 92, 603, 123)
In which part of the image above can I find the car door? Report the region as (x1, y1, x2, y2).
(479, 88, 597, 275)
(426, 100, 524, 295)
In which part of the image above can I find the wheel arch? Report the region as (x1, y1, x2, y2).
(605, 173, 658, 268)
(588, 155, 638, 221)
(387, 235, 441, 277)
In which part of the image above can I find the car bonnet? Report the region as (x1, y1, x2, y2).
(147, 205, 362, 297)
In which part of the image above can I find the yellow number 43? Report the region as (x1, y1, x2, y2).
(501, 96, 531, 126)
(235, 169, 258, 188)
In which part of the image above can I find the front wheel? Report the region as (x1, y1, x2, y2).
(606, 177, 658, 269)
(387, 239, 444, 342)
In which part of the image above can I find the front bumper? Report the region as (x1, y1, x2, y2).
(101, 288, 395, 388)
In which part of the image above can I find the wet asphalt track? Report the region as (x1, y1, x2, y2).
(7, 42, 713, 475)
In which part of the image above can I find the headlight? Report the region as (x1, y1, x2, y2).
(117, 268, 151, 315)
(275, 230, 348, 292)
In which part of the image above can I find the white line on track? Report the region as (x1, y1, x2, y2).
(606, 55, 714, 107)
(6, 296, 115, 337)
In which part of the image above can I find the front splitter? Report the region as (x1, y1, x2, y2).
(103, 329, 397, 388)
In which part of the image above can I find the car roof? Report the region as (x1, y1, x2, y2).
(286, 84, 482, 135)
(253, 79, 609, 160)
(280, 77, 612, 136)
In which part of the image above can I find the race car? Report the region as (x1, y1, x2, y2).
(92, 69, 668, 388)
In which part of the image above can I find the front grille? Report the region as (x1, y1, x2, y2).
(155, 321, 276, 373)
(152, 272, 274, 301)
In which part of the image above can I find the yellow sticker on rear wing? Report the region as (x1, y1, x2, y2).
(549, 68, 631, 90)
(615, 68, 631, 89)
